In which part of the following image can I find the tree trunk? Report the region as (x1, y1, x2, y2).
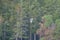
(34, 33, 36, 40)
(30, 31, 31, 40)
(15, 33, 18, 40)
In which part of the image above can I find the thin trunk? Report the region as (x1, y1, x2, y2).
(15, 32, 19, 40)
(3, 21, 6, 40)
(34, 33, 36, 40)
(21, 37, 22, 40)
(3, 29, 6, 40)
(30, 31, 31, 40)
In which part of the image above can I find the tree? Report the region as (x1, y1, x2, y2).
(53, 19, 60, 40)
(43, 15, 53, 27)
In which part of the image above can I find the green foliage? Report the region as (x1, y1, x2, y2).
(0, 0, 60, 40)
(40, 37, 44, 40)
(43, 15, 53, 27)
(53, 19, 60, 40)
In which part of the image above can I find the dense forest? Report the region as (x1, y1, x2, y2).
(0, 0, 60, 40)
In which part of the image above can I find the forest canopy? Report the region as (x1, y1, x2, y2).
(0, 0, 60, 40)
